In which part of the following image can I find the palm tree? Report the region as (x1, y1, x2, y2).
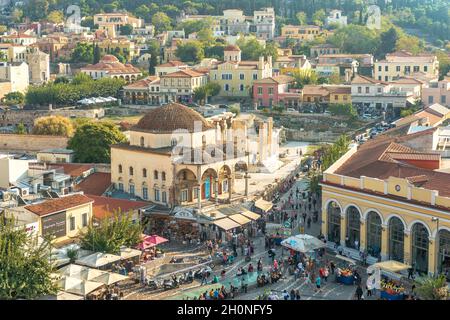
(415, 274, 449, 300)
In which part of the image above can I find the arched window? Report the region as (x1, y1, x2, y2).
(388, 217, 404, 262)
(346, 206, 361, 249)
(129, 166, 134, 176)
(154, 170, 158, 179)
(327, 201, 341, 243)
(162, 171, 166, 181)
(411, 223, 429, 274)
(142, 168, 147, 178)
(366, 211, 382, 258)
(438, 230, 450, 274)
(118, 164, 122, 174)
(140, 136, 145, 147)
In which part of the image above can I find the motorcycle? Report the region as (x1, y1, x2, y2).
(145, 278, 161, 291)
(163, 278, 179, 291)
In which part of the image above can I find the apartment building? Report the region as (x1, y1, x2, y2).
(94, 12, 144, 38)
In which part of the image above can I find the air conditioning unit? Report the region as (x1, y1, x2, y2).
(2, 192, 13, 201)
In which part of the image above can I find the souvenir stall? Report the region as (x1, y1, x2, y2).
(281, 234, 326, 265)
(266, 223, 291, 246)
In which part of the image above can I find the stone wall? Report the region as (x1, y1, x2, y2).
(0, 133, 68, 153)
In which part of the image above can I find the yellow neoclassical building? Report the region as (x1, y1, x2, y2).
(209, 45, 273, 97)
(321, 129, 450, 276)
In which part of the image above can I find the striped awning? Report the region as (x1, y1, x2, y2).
(228, 214, 251, 226)
(240, 210, 261, 221)
(213, 218, 241, 231)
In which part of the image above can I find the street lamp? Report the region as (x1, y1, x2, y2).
(432, 217, 439, 275)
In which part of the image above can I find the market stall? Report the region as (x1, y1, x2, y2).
(266, 223, 291, 245)
(367, 260, 410, 300)
(335, 255, 357, 285)
(254, 199, 273, 214)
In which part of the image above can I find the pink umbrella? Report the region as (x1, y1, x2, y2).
(136, 241, 156, 250)
(143, 235, 169, 246)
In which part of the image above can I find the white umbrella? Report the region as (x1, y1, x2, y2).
(59, 264, 107, 280)
(75, 252, 121, 268)
(281, 234, 326, 253)
(57, 276, 104, 297)
(90, 272, 128, 285)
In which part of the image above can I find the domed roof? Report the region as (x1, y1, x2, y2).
(133, 103, 215, 134)
(101, 55, 120, 63)
(224, 45, 241, 52)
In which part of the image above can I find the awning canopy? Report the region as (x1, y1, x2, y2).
(57, 277, 104, 297)
(240, 210, 260, 221)
(254, 199, 273, 212)
(228, 214, 251, 226)
(213, 217, 241, 231)
(119, 247, 141, 260)
(368, 260, 411, 273)
(75, 252, 121, 268)
(90, 272, 128, 285)
(335, 255, 357, 265)
(281, 234, 326, 253)
(58, 264, 105, 281)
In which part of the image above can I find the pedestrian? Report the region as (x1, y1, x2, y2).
(315, 275, 321, 292)
(295, 289, 301, 300)
(366, 284, 372, 297)
(307, 216, 311, 229)
(323, 266, 329, 282)
(355, 285, 363, 300)
(273, 259, 279, 271)
(408, 267, 414, 280)
(201, 270, 208, 285)
(282, 290, 289, 300)
(290, 289, 296, 300)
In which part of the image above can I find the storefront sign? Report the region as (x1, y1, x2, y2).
(41, 211, 67, 238)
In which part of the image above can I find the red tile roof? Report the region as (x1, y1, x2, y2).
(334, 131, 450, 196)
(25, 194, 93, 217)
(161, 69, 205, 78)
(87, 195, 149, 220)
(48, 163, 94, 178)
(75, 172, 112, 196)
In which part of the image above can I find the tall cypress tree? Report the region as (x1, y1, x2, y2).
(93, 43, 101, 64)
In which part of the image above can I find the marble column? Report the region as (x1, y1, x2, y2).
(380, 224, 389, 261)
(244, 172, 250, 197)
(340, 214, 346, 247)
(197, 184, 202, 211)
(228, 176, 232, 203)
(214, 178, 219, 205)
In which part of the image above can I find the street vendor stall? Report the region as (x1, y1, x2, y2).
(266, 223, 291, 245)
(281, 234, 326, 253)
(335, 255, 357, 285)
(367, 260, 410, 300)
(57, 276, 104, 299)
(254, 199, 273, 213)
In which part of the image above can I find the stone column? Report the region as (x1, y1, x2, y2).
(321, 205, 327, 240)
(214, 178, 219, 205)
(197, 184, 202, 211)
(340, 214, 346, 247)
(359, 219, 366, 252)
(227, 176, 232, 203)
(380, 224, 389, 261)
(428, 236, 436, 276)
(403, 231, 412, 266)
(244, 172, 250, 197)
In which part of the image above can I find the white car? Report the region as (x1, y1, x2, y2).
(287, 108, 296, 112)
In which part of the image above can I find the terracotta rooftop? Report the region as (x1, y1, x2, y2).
(224, 45, 241, 52)
(25, 194, 93, 217)
(156, 60, 188, 68)
(87, 195, 149, 220)
(81, 55, 141, 75)
(351, 75, 387, 85)
(161, 69, 205, 78)
(132, 102, 215, 134)
(334, 131, 450, 196)
(48, 163, 94, 178)
(75, 172, 112, 196)
(123, 76, 159, 89)
(254, 75, 295, 84)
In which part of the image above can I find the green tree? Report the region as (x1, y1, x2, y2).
(11, 8, 24, 23)
(229, 105, 240, 115)
(175, 40, 205, 63)
(33, 115, 74, 137)
(415, 275, 449, 300)
(296, 12, 308, 25)
(15, 123, 27, 134)
(3, 92, 25, 105)
(328, 103, 358, 119)
(147, 40, 160, 75)
(68, 122, 127, 163)
(329, 24, 380, 54)
(80, 211, 143, 254)
(292, 69, 318, 88)
(134, 5, 151, 21)
(152, 12, 172, 33)
(377, 27, 399, 58)
(71, 42, 94, 63)
(396, 35, 424, 55)
(435, 50, 450, 79)
(236, 37, 264, 60)
(0, 216, 57, 300)
(312, 9, 326, 27)
(193, 82, 221, 104)
(46, 10, 64, 24)
(120, 24, 133, 35)
(93, 43, 101, 64)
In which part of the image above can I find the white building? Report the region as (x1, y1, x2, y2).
(0, 61, 30, 94)
(0, 154, 34, 189)
(326, 10, 347, 27)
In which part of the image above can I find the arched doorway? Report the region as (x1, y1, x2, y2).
(218, 166, 231, 195)
(346, 206, 361, 249)
(389, 217, 404, 262)
(411, 223, 429, 275)
(327, 201, 341, 244)
(201, 169, 217, 200)
(437, 230, 450, 275)
(366, 211, 382, 258)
